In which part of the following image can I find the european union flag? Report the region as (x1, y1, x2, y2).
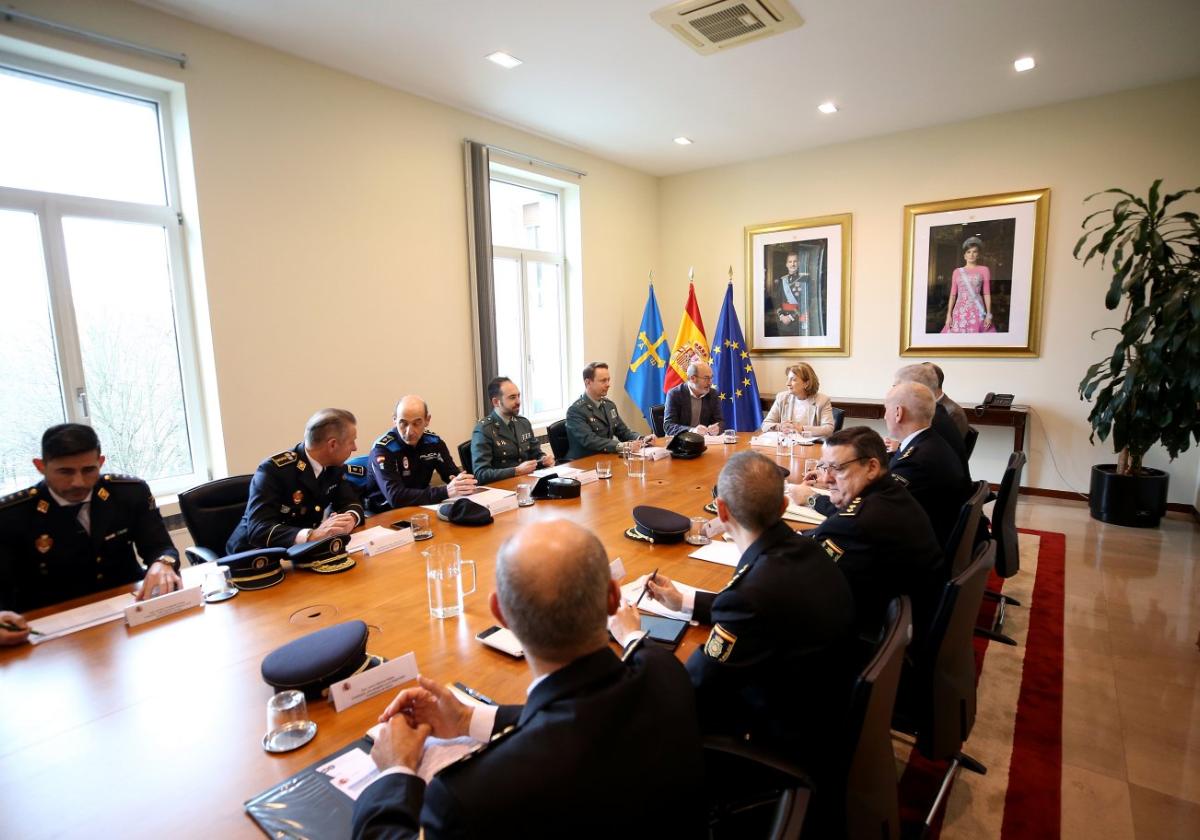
(624, 285, 667, 428)
(711, 282, 763, 431)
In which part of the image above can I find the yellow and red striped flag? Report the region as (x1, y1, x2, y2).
(663, 282, 709, 393)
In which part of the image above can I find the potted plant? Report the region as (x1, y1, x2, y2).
(1075, 180, 1200, 527)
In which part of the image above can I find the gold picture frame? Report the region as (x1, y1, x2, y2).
(745, 213, 852, 356)
(900, 188, 1049, 357)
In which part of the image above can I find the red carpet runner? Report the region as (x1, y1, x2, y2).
(897, 528, 1065, 839)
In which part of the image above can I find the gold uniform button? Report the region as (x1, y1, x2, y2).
(96, 573, 103, 580)
(315, 505, 322, 513)
(96, 557, 102, 564)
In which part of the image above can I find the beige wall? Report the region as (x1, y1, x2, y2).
(655, 78, 1200, 504)
(6, 0, 658, 475)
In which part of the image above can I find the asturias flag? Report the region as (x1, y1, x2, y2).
(711, 282, 764, 431)
(624, 284, 668, 428)
(664, 283, 709, 393)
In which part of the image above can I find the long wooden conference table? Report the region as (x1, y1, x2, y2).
(0, 437, 820, 839)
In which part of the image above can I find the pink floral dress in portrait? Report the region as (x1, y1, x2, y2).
(942, 266, 995, 333)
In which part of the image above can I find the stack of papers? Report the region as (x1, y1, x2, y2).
(29, 594, 131, 644)
(620, 575, 699, 621)
(751, 431, 818, 448)
(703, 435, 727, 445)
(783, 503, 827, 525)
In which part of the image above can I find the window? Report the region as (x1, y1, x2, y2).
(489, 169, 577, 422)
(0, 56, 208, 496)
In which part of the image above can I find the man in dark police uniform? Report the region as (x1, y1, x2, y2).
(0, 424, 180, 644)
(470, 377, 552, 485)
(351, 519, 703, 839)
(564, 362, 650, 460)
(347, 395, 476, 510)
(226, 408, 364, 553)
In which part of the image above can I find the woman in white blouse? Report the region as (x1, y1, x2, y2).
(761, 362, 835, 436)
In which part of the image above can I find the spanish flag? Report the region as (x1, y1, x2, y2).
(663, 283, 709, 393)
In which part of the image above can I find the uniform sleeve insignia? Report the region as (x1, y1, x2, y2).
(703, 624, 737, 662)
(376, 455, 387, 465)
(346, 464, 365, 477)
(292, 491, 304, 505)
(821, 538, 845, 562)
(96, 488, 110, 501)
(842, 496, 862, 516)
(271, 451, 298, 467)
(893, 473, 910, 486)
(35, 534, 53, 554)
(37, 500, 50, 514)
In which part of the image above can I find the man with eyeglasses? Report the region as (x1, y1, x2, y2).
(788, 427, 943, 640)
(662, 360, 722, 437)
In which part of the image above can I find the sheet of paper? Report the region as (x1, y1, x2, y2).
(783, 503, 827, 525)
(703, 435, 726, 445)
(29, 593, 132, 644)
(687, 541, 741, 567)
(315, 747, 382, 801)
(621, 575, 699, 622)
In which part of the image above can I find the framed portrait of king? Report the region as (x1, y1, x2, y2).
(745, 213, 852, 355)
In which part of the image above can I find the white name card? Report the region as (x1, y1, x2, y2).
(123, 584, 204, 627)
(330, 651, 420, 712)
(365, 526, 414, 556)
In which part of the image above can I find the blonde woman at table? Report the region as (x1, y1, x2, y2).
(761, 362, 834, 437)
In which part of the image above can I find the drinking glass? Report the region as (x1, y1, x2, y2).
(410, 512, 432, 540)
(263, 690, 317, 753)
(685, 516, 711, 546)
(516, 482, 534, 506)
(626, 452, 646, 478)
(595, 460, 613, 479)
(424, 543, 477, 619)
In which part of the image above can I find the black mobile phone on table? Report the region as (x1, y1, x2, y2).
(390, 520, 411, 530)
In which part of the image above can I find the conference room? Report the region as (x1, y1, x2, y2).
(1, 1, 1199, 838)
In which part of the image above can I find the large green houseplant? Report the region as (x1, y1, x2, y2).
(1075, 180, 1200, 526)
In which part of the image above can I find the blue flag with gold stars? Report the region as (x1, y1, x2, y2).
(624, 284, 668, 428)
(711, 282, 763, 431)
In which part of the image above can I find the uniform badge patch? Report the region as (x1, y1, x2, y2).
(703, 624, 737, 662)
(292, 491, 303, 505)
(97, 488, 110, 501)
(37, 500, 49, 514)
(842, 496, 862, 516)
(821, 538, 845, 562)
(402, 457, 410, 470)
(346, 464, 365, 477)
(35, 534, 53, 554)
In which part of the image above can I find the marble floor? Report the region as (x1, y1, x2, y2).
(1015, 497, 1200, 839)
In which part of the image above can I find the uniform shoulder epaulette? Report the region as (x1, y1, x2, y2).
(270, 450, 298, 468)
(101, 473, 143, 483)
(841, 495, 865, 516)
(480, 415, 498, 427)
(345, 463, 366, 477)
(892, 472, 910, 486)
(423, 431, 442, 444)
(719, 563, 750, 592)
(439, 724, 519, 776)
(0, 486, 38, 510)
(375, 432, 395, 447)
(571, 396, 588, 408)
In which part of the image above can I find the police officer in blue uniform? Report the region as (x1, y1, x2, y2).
(346, 395, 476, 510)
(226, 408, 364, 553)
(791, 426, 943, 642)
(0, 424, 180, 642)
(470, 377, 552, 485)
(884, 382, 969, 549)
(564, 362, 650, 461)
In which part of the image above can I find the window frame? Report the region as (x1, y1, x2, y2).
(0, 53, 210, 497)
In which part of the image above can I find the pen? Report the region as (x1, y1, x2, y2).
(636, 568, 658, 608)
(453, 681, 497, 706)
(1, 621, 43, 636)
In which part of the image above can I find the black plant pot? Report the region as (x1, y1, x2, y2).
(1088, 465, 1169, 528)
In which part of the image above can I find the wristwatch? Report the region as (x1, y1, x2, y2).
(805, 495, 818, 508)
(152, 555, 181, 574)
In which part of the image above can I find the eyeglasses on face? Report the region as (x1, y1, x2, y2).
(815, 456, 869, 476)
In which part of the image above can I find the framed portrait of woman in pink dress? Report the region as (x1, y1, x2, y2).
(900, 188, 1050, 357)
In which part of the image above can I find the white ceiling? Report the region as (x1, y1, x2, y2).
(137, 0, 1200, 176)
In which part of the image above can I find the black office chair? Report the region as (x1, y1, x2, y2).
(978, 451, 1027, 641)
(650, 403, 666, 437)
(942, 480, 990, 578)
(457, 440, 473, 476)
(178, 474, 253, 565)
(546, 419, 570, 464)
(701, 739, 812, 840)
(831, 407, 846, 432)
(893, 540, 996, 835)
(843, 596, 911, 840)
(963, 426, 979, 459)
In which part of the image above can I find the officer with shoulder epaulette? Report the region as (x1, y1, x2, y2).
(639, 453, 855, 793)
(789, 426, 944, 642)
(564, 362, 652, 461)
(470, 377, 553, 485)
(0, 424, 181, 644)
(345, 395, 476, 511)
(883, 382, 970, 549)
(226, 408, 364, 554)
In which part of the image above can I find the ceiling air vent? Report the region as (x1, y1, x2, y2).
(651, 0, 803, 56)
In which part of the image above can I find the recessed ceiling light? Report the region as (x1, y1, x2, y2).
(818, 101, 838, 114)
(674, 136, 693, 145)
(1014, 56, 1036, 72)
(486, 51, 522, 69)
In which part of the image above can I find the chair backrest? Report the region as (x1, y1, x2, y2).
(915, 540, 995, 760)
(844, 597, 911, 840)
(178, 475, 253, 556)
(457, 440, 473, 476)
(649, 404, 666, 437)
(831, 407, 846, 432)
(943, 480, 989, 577)
(991, 451, 1026, 579)
(963, 426, 979, 459)
(547, 419, 570, 462)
